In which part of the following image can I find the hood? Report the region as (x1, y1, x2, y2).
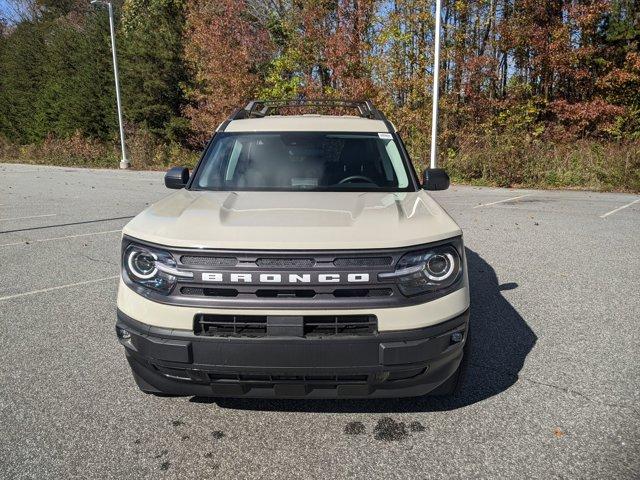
(122, 190, 462, 250)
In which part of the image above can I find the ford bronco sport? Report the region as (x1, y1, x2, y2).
(116, 100, 470, 398)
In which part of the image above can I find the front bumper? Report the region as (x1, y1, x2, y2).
(117, 309, 469, 399)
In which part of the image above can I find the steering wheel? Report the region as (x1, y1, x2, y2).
(337, 175, 376, 185)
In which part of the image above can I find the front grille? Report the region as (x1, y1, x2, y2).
(194, 314, 377, 337)
(157, 245, 441, 309)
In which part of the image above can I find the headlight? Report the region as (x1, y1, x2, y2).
(379, 243, 462, 297)
(123, 243, 192, 294)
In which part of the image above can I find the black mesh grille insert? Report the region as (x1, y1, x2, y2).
(194, 315, 267, 337)
(194, 314, 377, 337)
(333, 288, 392, 298)
(256, 258, 316, 268)
(207, 372, 369, 384)
(180, 255, 237, 267)
(304, 315, 377, 336)
(333, 256, 393, 267)
(181, 287, 239, 297)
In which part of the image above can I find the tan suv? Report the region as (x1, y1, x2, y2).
(116, 100, 470, 398)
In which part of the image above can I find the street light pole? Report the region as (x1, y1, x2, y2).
(429, 0, 442, 170)
(92, 0, 129, 169)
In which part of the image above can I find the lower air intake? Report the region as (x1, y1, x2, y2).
(194, 314, 377, 337)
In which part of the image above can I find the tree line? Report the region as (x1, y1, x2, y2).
(0, 0, 638, 190)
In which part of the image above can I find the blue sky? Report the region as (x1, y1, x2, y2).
(0, 0, 26, 23)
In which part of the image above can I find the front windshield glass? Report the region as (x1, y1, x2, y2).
(191, 132, 413, 192)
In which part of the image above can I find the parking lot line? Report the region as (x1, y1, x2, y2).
(0, 215, 134, 235)
(97, 175, 161, 183)
(473, 193, 533, 208)
(0, 213, 57, 222)
(600, 198, 640, 218)
(0, 229, 122, 248)
(0, 275, 119, 302)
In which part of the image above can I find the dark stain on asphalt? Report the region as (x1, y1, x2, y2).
(344, 421, 366, 435)
(181, 435, 190, 441)
(154, 449, 168, 459)
(373, 417, 408, 441)
(133, 439, 141, 445)
(205, 452, 221, 470)
(212, 430, 225, 440)
(160, 461, 170, 471)
(508, 198, 545, 205)
(409, 421, 426, 432)
(172, 420, 185, 427)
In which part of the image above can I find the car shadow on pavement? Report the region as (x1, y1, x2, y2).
(191, 248, 537, 413)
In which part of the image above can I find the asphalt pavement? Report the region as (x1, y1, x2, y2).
(0, 163, 638, 479)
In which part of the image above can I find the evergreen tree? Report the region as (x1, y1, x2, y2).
(119, 0, 190, 143)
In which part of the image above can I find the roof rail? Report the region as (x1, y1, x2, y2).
(223, 99, 391, 125)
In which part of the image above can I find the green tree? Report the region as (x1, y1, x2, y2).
(120, 0, 190, 143)
(0, 2, 118, 143)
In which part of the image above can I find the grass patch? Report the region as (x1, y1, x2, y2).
(434, 136, 639, 193)
(0, 132, 199, 171)
(2, 134, 638, 192)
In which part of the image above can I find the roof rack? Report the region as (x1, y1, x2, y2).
(219, 99, 393, 131)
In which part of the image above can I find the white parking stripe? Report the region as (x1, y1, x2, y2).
(0, 229, 121, 248)
(0, 213, 57, 222)
(473, 193, 533, 208)
(0, 276, 119, 302)
(600, 198, 640, 218)
(97, 175, 160, 183)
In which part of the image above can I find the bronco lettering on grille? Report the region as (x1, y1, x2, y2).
(199, 272, 370, 284)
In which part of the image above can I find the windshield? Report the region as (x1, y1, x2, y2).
(191, 132, 413, 192)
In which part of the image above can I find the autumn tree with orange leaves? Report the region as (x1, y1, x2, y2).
(183, 0, 274, 139)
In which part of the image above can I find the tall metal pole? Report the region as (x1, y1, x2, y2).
(429, 0, 442, 170)
(107, 2, 129, 169)
(99, 1, 129, 169)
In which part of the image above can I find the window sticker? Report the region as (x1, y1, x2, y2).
(378, 132, 393, 140)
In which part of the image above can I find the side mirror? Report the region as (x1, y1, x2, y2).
(164, 167, 189, 189)
(422, 168, 450, 191)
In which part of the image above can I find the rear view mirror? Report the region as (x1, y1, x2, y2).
(165, 167, 189, 189)
(422, 168, 450, 191)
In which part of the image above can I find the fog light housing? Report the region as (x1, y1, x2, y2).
(371, 371, 390, 384)
(116, 326, 131, 340)
(451, 331, 464, 344)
